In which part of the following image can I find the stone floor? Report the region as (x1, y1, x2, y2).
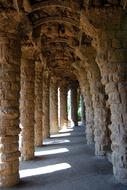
(4, 125, 127, 190)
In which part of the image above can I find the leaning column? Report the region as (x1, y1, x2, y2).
(20, 56, 35, 160)
(50, 76, 59, 135)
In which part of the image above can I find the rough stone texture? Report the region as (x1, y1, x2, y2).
(50, 76, 59, 135)
(1, 0, 127, 187)
(81, 5, 127, 184)
(20, 58, 35, 161)
(59, 81, 68, 130)
(96, 33, 127, 184)
(34, 62, 43, 146)
(76, 47, 111, 156)
(0, 34, 21, 187)
(71, 83, 78, 126)
(43, 70, 50, 139)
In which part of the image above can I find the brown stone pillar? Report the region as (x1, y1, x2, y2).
(71, 84, 78, 126)
(74, 66, 94, 144)
(90, 80, 110, 155)
(50, 77, 58, 135)
(60, 81, 68, 129)
(0, 35, 21, 187)
(43, 71, 50, 139)
(20, 57, 35, 160)
(81, 83, 94, 144)
(81, 95, 86, 125)
(95, 32, 127, 183)
(34, 62, 43, 146)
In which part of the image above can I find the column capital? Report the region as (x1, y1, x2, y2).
(21, 33, 41, 60)
(43, 69, 50, 80)
(35, 59, 44, 71)
(59, 80, 70, 89)
(50, 75, 60, 84)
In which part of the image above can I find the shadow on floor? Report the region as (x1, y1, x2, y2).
(4, 125, 127, 190)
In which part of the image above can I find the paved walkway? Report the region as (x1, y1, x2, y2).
(5, 126, 127, 190)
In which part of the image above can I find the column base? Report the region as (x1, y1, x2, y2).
(0, 173, 20, 187)
(35, 143, 43, 147)
(95, 143, 110, 156)
(87, 138, 94, 145)
(112, 151, 127, 185)
(113, 167, 127, 185)
(50, 130, 59, 135)
(20, 154, 35, 161)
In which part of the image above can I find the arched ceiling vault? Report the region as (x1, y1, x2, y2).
(28, 0, 91, 83)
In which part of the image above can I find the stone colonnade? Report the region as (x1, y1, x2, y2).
(96, 32, 127, 184)
(81, 9, 127, 184)
(1, 1, 127, 187)
(0, 31, 78, 187)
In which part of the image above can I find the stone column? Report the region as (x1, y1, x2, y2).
(34, 62, 43, 146)
(20, 57, 35, 160)
(71, 84, 78, 126)
(50, 76, 58, 135)
(0, 34, 21, 187)
(43, 70, 50, 139)
(90, 79, 110, 155)
(60, 81, 68, 129)
(81, 95, 86, 125)
(95, 31, 127, 183)
(74, 64, 94, 144)
(81, 82, 94, 144)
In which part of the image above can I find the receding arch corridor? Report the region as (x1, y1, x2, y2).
(5, 125, 126, 190)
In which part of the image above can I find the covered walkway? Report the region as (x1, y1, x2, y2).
(6, 125, 126, 190)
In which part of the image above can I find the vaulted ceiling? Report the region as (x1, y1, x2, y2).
(24, 0, 126, 82)
(27, 0, 90, 82)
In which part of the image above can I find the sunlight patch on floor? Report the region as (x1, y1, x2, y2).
(20, 163, 71, 178)
(35, 148, 69, 156)
(50, 133, 71, 137)
(59, 128, 74, 133)
(43, 139, 70, 145)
